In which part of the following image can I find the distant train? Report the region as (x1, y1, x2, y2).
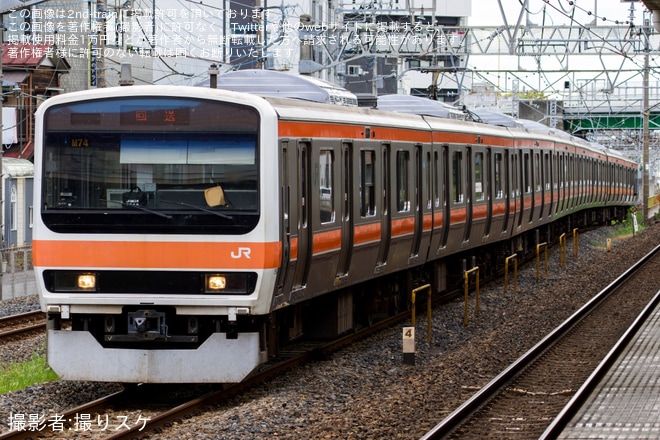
(33, 83, 637, 383)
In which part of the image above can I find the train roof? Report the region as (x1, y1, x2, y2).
(469, 108, 518, 127)
(588, 141, 608, 153)
(604, 147, 628, 160)
(471, 107, 582, 141)
(376, 95, 466, 120)
(266, 95, 432, 131)
(198, 69, 359, 107)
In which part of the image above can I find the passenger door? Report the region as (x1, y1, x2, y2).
(336, 142, 354, 278)
(376, 143, 391, 268)
(410, 144, 424, 261)
(292, 141, 312, 289)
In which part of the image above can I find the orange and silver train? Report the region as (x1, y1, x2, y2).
(33, 84, 637, 383)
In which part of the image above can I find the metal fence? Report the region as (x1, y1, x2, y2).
(1, 246, 35, 300)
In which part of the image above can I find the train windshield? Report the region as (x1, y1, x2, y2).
(41, 96, 260, 234)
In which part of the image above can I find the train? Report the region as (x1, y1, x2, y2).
(33, 78, 637, 383)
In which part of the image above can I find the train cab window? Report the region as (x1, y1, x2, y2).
(41, 97, 260, 235)
(319, 149, 335, 224)
(474, 152, 484, 201)
(494, 153, 503, 199)
(452, 151, 464, 203)
(360, 151, 376, 217)
(397, 151, 410, 211)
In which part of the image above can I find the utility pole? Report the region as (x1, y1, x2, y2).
(1, 23, 3, 149)
(0, 22, 4, 299)
(643, 16, 650, 225)
(97, 0, 106, 87)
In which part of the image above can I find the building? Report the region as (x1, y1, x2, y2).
(1, 157, 33, 248)
(335, 0, 472, 99)
(1, 42, 70, 159)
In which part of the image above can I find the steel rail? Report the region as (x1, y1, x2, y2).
(0, 311, 45, 342)
(419, 243, 660, 440)
(540, 273, 660, 438)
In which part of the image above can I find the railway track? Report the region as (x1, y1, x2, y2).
(0, 307, 411, 440)
(0, 311, 45, 342)
(420, 243, 660, 439)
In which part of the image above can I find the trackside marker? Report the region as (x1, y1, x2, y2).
(403, 326, 415, 365)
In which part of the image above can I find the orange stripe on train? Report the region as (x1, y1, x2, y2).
(279, 121, 431, 143)
(354, 223, 381, 245)
(392, 217, 415, 237)
(33, 240, 282, 270)
(313, 229, 342, 254)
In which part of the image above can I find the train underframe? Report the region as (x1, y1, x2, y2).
(266, 205, 629, 358)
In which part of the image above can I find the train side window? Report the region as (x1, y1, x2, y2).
(382, 147, 389, 216)
(300, 146, 308, 228)
(544, 152, 551, 191)
(577, 156, 583, 199)
(360, 150, 376, 217)
(319, 149, 335, 224)
(534, 152, 541, 192)
(452, 151, 463, 203)
(555, 154, 559, 193)
(595, 161, 599, 197)
(593, 159, 597, 197)
(434, 151, 441, 207)
(568, 155, 575, 197)
(511, 153, 519, 197)
(397, 150, 410, 211)
(474, 152, 484, 201)
(343, 146, 351, 220)
(523, 152, 531, 194)
(494, 153, 503, 199)
(426, 151, 432, 209)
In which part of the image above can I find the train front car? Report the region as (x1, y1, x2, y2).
(33, 86, 280, 383)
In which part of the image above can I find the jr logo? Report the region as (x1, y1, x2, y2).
(231, 247, 252, 259)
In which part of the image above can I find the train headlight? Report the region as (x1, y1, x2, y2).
(48, 271, 99, 292)
(205, 275, 227, 292)
(78, 274, 97, 290)
(203, 273, 258, 294)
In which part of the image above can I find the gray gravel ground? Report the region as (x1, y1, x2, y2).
(0, 223, 658, 439)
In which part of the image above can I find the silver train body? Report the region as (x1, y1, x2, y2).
(33, 85, 637, 383)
